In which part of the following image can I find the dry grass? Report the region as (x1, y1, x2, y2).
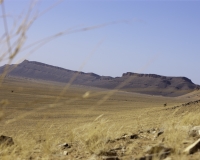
(0, 77, 200, 159)
(1, 0, 200, 159)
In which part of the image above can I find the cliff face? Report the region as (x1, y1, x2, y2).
(0, 60, 198, 97)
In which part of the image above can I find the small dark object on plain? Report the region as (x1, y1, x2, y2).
(11, 90, 14, 93)
(59, 143, 71, 150)
(163, 103, 167, 107)
(130, 134, 139, 139)
(0, 135, 14, 146)
(157, 131, 164, 137)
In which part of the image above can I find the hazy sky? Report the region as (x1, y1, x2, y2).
(1, 0, 200, 84)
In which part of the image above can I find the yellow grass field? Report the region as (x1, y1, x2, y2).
(1, 77, 200, 159)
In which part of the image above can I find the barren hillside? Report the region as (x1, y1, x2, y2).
(0, 60, 199, 96)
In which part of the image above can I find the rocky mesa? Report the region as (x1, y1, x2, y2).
(0, 60, 199, 97)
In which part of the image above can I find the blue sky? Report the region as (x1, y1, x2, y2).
(1, 0, 200, 84)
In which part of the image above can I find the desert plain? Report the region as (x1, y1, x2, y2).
(0, 76, 200, 160)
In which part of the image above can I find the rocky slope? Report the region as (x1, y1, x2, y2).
(0, 60, 199, 96)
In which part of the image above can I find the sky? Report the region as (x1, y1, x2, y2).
(0, 0, 200, 84)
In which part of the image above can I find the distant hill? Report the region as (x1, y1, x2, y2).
(0, 60, 199, 96)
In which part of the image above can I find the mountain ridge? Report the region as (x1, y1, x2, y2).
(0, 60, 199, 97)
